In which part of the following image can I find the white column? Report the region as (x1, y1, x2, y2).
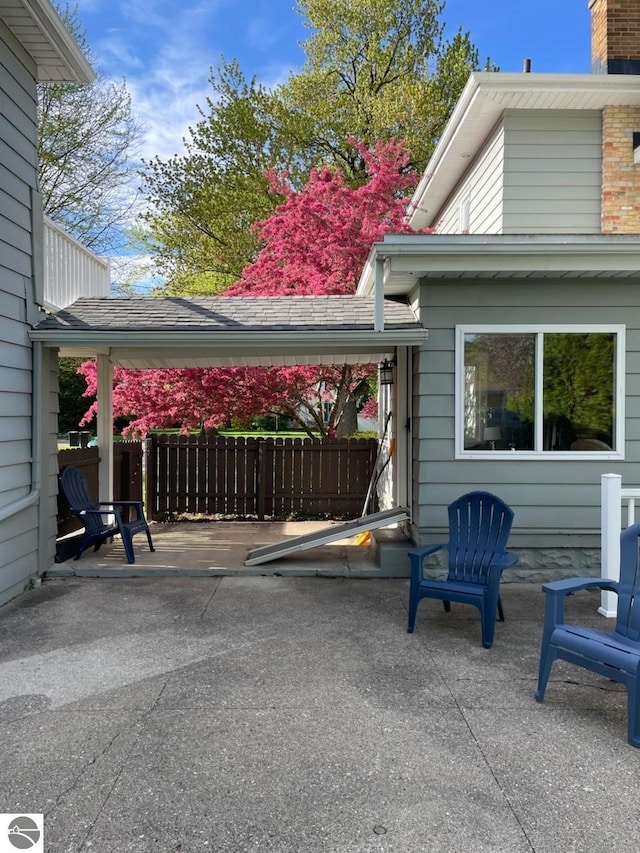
(96, 354, 113, 504)
(394, 347, 409, 511)
(600, 472, 622, 617)
(374, 258, 384, 332)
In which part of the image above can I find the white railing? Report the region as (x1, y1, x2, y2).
(43, 215, 111, 310)
(600, 472, 640, 617)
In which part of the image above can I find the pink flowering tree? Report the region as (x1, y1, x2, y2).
(79, 140, 426, 437)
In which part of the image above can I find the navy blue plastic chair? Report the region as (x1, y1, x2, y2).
(536, 522, 640, 748)
(59, 465, 154, 564)
(407, 491, 518, 648)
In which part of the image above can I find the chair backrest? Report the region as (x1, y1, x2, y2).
(59, 466, 106, 535)
(446, 491, 514, 584)
(615, 522, 640, 641)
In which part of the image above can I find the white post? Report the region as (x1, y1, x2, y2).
(374, 258, 384, 332)
(96, 354, 113, 505)
(600, 472, 622, 617)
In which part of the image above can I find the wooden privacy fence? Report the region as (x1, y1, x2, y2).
(146, 434, 378, 520)
(57, 442, 144, 538)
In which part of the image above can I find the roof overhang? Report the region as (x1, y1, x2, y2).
(409, 71, 640, 230)
(356, 234, 640, 297)
(0, 0, 94, 83)
(30, 296, 427, 369)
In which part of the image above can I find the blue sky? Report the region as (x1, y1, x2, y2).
(73, 0, 593, 163)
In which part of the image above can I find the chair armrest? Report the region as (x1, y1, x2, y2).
(540, 576, 620, 633)
(98, 500, 145, 519)
(542, 577, 619, 596)
(408, 543, 445, 560)
(78, 507, 123, 524)
(491, 551, 518, 569)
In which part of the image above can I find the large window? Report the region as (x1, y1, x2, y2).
(456, 326, 624, 459)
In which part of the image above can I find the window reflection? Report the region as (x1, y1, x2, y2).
(463, 331, 615, 452)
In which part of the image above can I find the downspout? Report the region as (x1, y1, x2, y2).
(0, 341, 41, 523)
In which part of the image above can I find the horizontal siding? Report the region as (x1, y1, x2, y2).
(413, 277, 640, 547)
(502, 110, 602, 234)
(436, 123, 505, 234)
(0, 28, 40, 603)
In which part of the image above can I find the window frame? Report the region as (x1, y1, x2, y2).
(455, 324, 625, 460)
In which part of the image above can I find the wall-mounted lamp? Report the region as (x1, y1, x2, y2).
(379, 359, 395, 386)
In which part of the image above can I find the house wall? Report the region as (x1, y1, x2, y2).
(435, 111, 602, 236)
(435, 124, 505, 234)
(0, 21, 50, 605)
(502, 110, 602, 234)
(411, 277, 640, 577)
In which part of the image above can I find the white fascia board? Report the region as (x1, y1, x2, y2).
(19, 0, 94, 82)
(30, 328, 427, 349)
(356, 234, 640, 294)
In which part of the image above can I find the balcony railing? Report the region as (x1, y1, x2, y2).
(600, 472, 640, 617)
(43, 215, 111, 310)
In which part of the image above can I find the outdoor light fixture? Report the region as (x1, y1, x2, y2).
(379, 359, 394, 386)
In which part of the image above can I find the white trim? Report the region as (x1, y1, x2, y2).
(455, 324, 625, 460)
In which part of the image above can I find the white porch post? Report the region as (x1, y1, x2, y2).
(96, 354, 113, 504)
(394, 347, 409, 511)
(600, 472, 622, 618)
(374, 258, 385, 331)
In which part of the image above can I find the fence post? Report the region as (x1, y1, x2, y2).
(600, 472, 622, 618)
(257, 440, 267, 520)
(145, 436, 157, 520)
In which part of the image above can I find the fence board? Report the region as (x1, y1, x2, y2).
(148, 434, 377, 520)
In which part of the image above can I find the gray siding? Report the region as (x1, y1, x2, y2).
(436, 124, 505, 234)
(502, 110, 602, 234)
(412, 278, 640, 561)
(434, 110, 602, 236)
(0, 24, 44, 605)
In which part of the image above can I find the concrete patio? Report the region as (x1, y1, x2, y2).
(0, 568, 638, 852)
(49, 519, 401, 579)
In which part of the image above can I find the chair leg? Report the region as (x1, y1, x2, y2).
(627, 678, 640, 748)
(120, 528, 136, 564)
(407, 591, 419, 633)
(497, 596, 505, 622)
(535, 646, 557, 702)
(146, 527, 155, 553)
(480, 604, 497, 649)
(443, 601, 451, 613)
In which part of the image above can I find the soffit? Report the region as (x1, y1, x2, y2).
(357, 234, 640, 297)
(0, 0, 93, 82)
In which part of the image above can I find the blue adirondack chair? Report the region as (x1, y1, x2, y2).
(536, 522, 640, 748)
(59, 465, 154, 564)
(407, 491, 518, 648)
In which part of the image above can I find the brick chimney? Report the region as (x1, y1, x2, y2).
(590, 0, 640, 232)
(590, 0, 640, 74)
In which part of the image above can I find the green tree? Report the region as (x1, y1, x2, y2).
(141, 0, 492, 292)
(57, 358, 95, 435)
(140, 61, 295, 294)
(284, 0, 493, 178)
(38, 4, 144, 254)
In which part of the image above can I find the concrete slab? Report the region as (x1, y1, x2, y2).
(49, 520, 384, 579)
(1, 577, 639, 852)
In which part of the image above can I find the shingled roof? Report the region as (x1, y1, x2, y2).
(34, 295, 421, 332)
(31, 295, 426, 369)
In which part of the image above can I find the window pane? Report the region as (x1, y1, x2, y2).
(464, 333, 535, 450)
(543, 333, 615, 451)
